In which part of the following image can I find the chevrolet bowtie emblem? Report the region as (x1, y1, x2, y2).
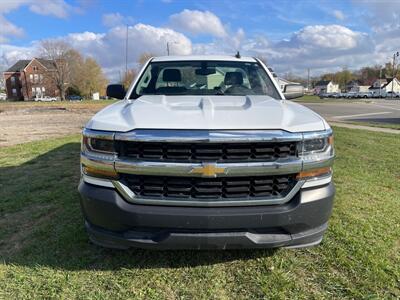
(191, 163, 226, 177)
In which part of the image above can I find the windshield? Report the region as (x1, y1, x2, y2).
(130, 61, 280, 99)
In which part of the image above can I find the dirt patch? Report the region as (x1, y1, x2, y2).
(0, 102, 110, 147)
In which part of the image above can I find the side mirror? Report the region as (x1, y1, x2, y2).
(106, 84, 126, 100)
(283, 84, 304, 100)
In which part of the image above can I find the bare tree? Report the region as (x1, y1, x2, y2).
(138, 53, 155, 68)
(40, 40, 75, 100)
(122, 69, 137, 89)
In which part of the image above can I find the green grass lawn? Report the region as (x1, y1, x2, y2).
(0, 128, 399, 299)
(336, 121, 400, 131)
(293, 95, 324, 102)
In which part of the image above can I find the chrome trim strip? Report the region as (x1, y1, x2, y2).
(112, 180, 305, 207)
(302, 128, 333, 140)
(302, 155, 335, 171)
(82, 128, 115, 140)
(114, 158, 303, 177)
(115, 129, 303, 143)
(302, 174, 332, 189)
(113, 180, 136, 200)
(81, 152, 115, 172)
(82, 174, 115, 188)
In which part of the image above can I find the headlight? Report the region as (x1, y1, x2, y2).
(300, 130, 334, 161)
(81, 129, 118, 179)
(303, 136, 332, 153)
(82, 136, 115, 154)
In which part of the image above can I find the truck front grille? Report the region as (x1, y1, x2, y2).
(120, 174, 296, 200)
(117, 141, 298, 162)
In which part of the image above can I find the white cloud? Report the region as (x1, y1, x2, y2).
(64, 24, 192, 81)
(286, 25, 364, 50)
(0, 44, 37, 71)
(29, 0, 74, 19)
(102, 13, 134, 28)
(0, 15, 24, 42)
(0, 0, 29, 13)
(169, 9, 227, 37)
(0, 0, 79, 42)
(245, 25, 377, 75)
(332, 10, 345, 21)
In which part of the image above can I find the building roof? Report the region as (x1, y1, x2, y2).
(4, 58, 56, 73)
(35, 58, 56, 70)
(315, 80, 332, 86)
(382, 78, 399, 88)
(152, 55, 257, 63)
(369, 78, 399, 89)
(5, 60, 31, 72)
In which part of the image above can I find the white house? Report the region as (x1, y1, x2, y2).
(382, 78, 400, 92)
(314, 80, 340, 94)
(369, 78, 400, 95)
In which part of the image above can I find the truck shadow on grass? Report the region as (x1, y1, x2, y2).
(0, 142, 277, 271)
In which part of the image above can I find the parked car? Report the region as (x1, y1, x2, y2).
(344, 92, 357, 99)
(385, 91, 400, 98)
(371, 91, 382, 98)
(319, 92, 331, 98)
(34, 96, 57, 102)
(67, 95, 83, 101)
(356, 91, 374, 98)
(78, 55, 335, 250)
(332, 92, 345, 98)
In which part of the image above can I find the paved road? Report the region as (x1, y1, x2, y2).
(301, 99, 400, 125)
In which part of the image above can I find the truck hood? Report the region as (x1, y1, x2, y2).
(86, 95, 327, 132)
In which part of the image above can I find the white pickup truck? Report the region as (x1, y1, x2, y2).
(79, 55, 335, 249)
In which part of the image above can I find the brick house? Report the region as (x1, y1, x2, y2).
(3, 58, 58, 100)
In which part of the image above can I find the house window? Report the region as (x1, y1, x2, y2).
(42, 87, 45, 95)
(36, 87, 41, 96)
(30, 74, 33, 83)
(12, 88, 17, 96)
(32, 87, 35, 96)
(33, 66, 38, 71)
(39, 74, 43, 83)
(11, 76, 16, 86)
(34, 74, 39, 84)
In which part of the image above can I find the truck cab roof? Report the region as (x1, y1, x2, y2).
(151, 55, 257, 63)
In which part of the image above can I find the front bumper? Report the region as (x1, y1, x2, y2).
(78, 180, 335, 249)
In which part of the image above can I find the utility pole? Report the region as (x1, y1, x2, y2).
(379, 67, 382, 97)
(391, 51, 399, 99)
(307, 68, 310, 92)
(166, 41, 178, 56)
(125, 24, 128, 76)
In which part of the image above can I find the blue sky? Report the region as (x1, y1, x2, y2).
(1, 0, 399, 80)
